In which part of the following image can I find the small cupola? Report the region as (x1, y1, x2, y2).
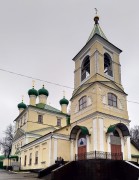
(28, 85, 38, 106)
(17, 99, 27, 114)
(59, 96, 69, 114)
(38, 85, 49, 104)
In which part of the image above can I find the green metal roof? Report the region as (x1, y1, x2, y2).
(17, 101, 27, 109)
(28, 87, 38, 96)
(59, 97, 69, 105)
(131, 154, 139, 158)
(107, 123, 130, 137)
(36, 103, 46, 109)
(36, 103, 61, 113)
(70, 125, 90, 139)
(87, 24, 108, 43)
(107, 124, 116, 134)
(0, 155, 6, 160)
(38, 85, 49, 96)
(87, 16, 107, 43)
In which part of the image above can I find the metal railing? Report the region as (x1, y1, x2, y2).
(75, 151, 123, 161)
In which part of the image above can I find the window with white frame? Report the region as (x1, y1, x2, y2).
(38, 114, 43, 123)
(24, 113, 27, 124)
(24, 155, 27, 166)
(29, 153, 32, 165)
(79, 96, 87, 110)
(35, 151, 38, 164)
(57, 118, 61, 126)
(108, 93, 117, 107)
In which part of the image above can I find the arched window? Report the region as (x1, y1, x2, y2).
(108, 93, 117, 107)
(81, 56, 90, 81)
(104, 53, 113, 76)
(35, 151, 38, 164)
(29, 153, 32, 165)
(79, 96, 87, 110)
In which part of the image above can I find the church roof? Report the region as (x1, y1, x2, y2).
(107, 123, 130, 137)
(87, 16, 108, 43)
(36, 103, 61, 113)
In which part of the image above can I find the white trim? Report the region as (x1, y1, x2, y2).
(80, 50, 90, 63)
(28, 106, 67, 118)
(127, 137, 131, 160)
(75, 130, 81, 154)
(70, 140, 74, 161)
(107, 135, 111, 152)
(115, 128, 124, 159)
(121, 138, 124, 160)
(13, 135, 25, 144)
(73, 35, 121, 62)
(53, 139, 57, 163)
(21, 135, 52, 151)
(71, 111, 130, 127)
(49, 138, 52, 166)
(21, 132, 69, 151)
(80, 75, 90, 85)
(93, 119, 97, 151)
(25, 136, 29, 145)
(80, 51, 91, 85)
(53, 134, 69, 140)
(99, 118, 104, 151)
(95, 50, 99, 73)
(87, 136, 90, 152)
(125, 161, 139, 169)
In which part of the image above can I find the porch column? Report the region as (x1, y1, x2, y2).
(93, 119, 98, 151)
(99, 118, 104, 151)
(70, 140, 74, 161)
(127, 137, 131, 160)
(53, 139, 57, 163)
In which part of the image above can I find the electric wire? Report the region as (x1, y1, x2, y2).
(0, 67, 139, 105)
(0, 68, 74, 90)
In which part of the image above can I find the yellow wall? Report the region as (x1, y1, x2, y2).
(21, 139, 50, 170)
(24, 108, 67, 132)
(71, 83, 128, 124)
(57, 139, 70, 161)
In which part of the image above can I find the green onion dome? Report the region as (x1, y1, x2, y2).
(38, 85, 49, 96)
(59, 97, 69, 105)
(28, 87, 38, 96)
(18, 101, 27, 109)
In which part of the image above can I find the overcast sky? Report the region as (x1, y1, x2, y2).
(0, 0, 139, 137)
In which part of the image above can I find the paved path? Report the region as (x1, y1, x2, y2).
(0, 169, 39, 180)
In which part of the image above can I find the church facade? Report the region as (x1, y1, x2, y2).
(10, 15, 139, 170)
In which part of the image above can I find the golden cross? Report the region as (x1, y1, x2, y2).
(32, 80, 35, 87)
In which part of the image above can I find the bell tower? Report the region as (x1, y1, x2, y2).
(70, 15, 129, 124)
(70, 14, 131, 160)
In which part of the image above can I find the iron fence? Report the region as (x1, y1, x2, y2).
(75, 151, 123, 161)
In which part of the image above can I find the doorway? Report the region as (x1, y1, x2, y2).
(110, 131, 122, 160)
(78, 132, 87, 160)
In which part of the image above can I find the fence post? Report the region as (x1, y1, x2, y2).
(95, 151, 96, 159)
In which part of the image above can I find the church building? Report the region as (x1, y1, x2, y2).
(9, 15, 139, 170)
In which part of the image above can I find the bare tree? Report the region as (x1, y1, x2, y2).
(0, 124, 14, 157)
(130, 126, 139, 146)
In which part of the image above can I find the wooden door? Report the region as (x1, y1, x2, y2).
(78, 146, 86, 160)
(111, 144, 122, 160)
